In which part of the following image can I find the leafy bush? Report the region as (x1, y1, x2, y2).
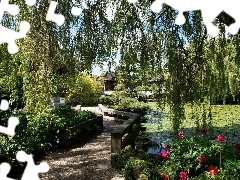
(100, 91, 150, 114)
(111, 131, 240, 179)
(111, 146, 162, 180)
(66, 72, 103, 106)
(113, 97, 150, 114)
(0, 105, 97, 159)
(99, 95, 114, 106)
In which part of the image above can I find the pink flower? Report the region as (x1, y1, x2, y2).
(157, 151, 170, 159)
(178, 131, 184, 137)
(200, 128, 207, 134)
(162, 151, 170, 159)
(217, 134, 225, 142)
(198, 155, 206, 164)
(161, 174, 169, 180)
(179, 171, 188, 180)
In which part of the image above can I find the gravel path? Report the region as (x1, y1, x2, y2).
(39, 113, 125, 180)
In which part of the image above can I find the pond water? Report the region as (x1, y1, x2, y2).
(135, 110, 171, 155)
(135, 110, 240, 155)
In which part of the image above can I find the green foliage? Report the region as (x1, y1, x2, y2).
(1, 0, 239, 135)
(0, 105, 97, 158)
(113, 97, 150, 114)
(99, 91, 150, 114)
(99, 95, 113, 105)
(111, 146, 161, 180)
(114, 83, 125, 91)
(66, 72, 103, 106)
(111, 133, 240, 179)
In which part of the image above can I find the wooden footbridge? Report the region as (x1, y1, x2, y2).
(39, 104, 145, 180)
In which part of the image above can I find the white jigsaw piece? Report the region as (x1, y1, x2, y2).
(0, 100, 19, 136)
(0, 0, 35, 54)
(0, 116, 19, 136)
(71, 6, 82, 16)
(128, 0, 138, 3)
(46, 1, 65, 26)
(0, 99, 9, 111)
(127, 0, 240, 37)
(16, 151, 49, 180)
(0, 163, 15, 180)
(0, 21, 30, 54)
(0, 0, 19, 22)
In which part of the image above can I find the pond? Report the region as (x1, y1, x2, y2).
(135, 110, 172, 155)
(135, 110, 240, 155)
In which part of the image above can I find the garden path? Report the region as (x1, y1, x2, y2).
(39, 107, 125, 180)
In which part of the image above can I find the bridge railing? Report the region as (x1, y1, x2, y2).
(98, 104, 145, 153)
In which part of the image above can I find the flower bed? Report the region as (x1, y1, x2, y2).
(111, 129, 240, 179)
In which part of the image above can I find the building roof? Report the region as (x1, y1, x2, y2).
(104, 72, 116, 81)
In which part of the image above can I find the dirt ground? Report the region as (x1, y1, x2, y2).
(39, 119, 125, 180)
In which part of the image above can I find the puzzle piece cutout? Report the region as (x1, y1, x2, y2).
(128, 0, 138, 3)
(0, 0, 35, 54)
(46, 1, 65, 26)
(0, 163, 15, 180)
(0, 21, 30, 54)
(25, 0, 36, 6)
(128, 0, 240, 37)
(0, 116, 19, 136)
(0, 0, 19, 22)
(71, 7, 82, 16)
(0, 99, 9, 111)
(16, 151, 49, 180)
(0, 100, 19, 136)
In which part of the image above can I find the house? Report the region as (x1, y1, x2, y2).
(104, 72, 117, 91)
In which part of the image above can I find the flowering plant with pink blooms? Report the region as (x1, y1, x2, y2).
(111, 130, 240, 179)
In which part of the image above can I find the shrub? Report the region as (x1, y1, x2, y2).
(113, 97, 150, 114)
(111, 131, 240, 179)
(99, 95, 114, 106)
(66, 72, 103, 106)
(0, 105, 97, 159)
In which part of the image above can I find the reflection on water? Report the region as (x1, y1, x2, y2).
(136, 131, 172, 155)
(136, 110, 171, 154)
(136, 111, 240, 154)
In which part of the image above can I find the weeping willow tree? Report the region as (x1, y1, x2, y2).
(1, 0, 113, 112)
(1, 0, 240, 132)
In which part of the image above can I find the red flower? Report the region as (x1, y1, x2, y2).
(207, 166, 218, 176)
(162, 151, 170, 159)
(161, 174, 169, 180)
(157, 152, 162, 158)
(165, 145, 170, 149)
(200, 128, 207, 134)
(198, 155, 206, 164)
(179, 171, 188, 180)
(178, 131, 184, 137)
(235, 144, 240, 151)
(217, 134, 225, 142)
